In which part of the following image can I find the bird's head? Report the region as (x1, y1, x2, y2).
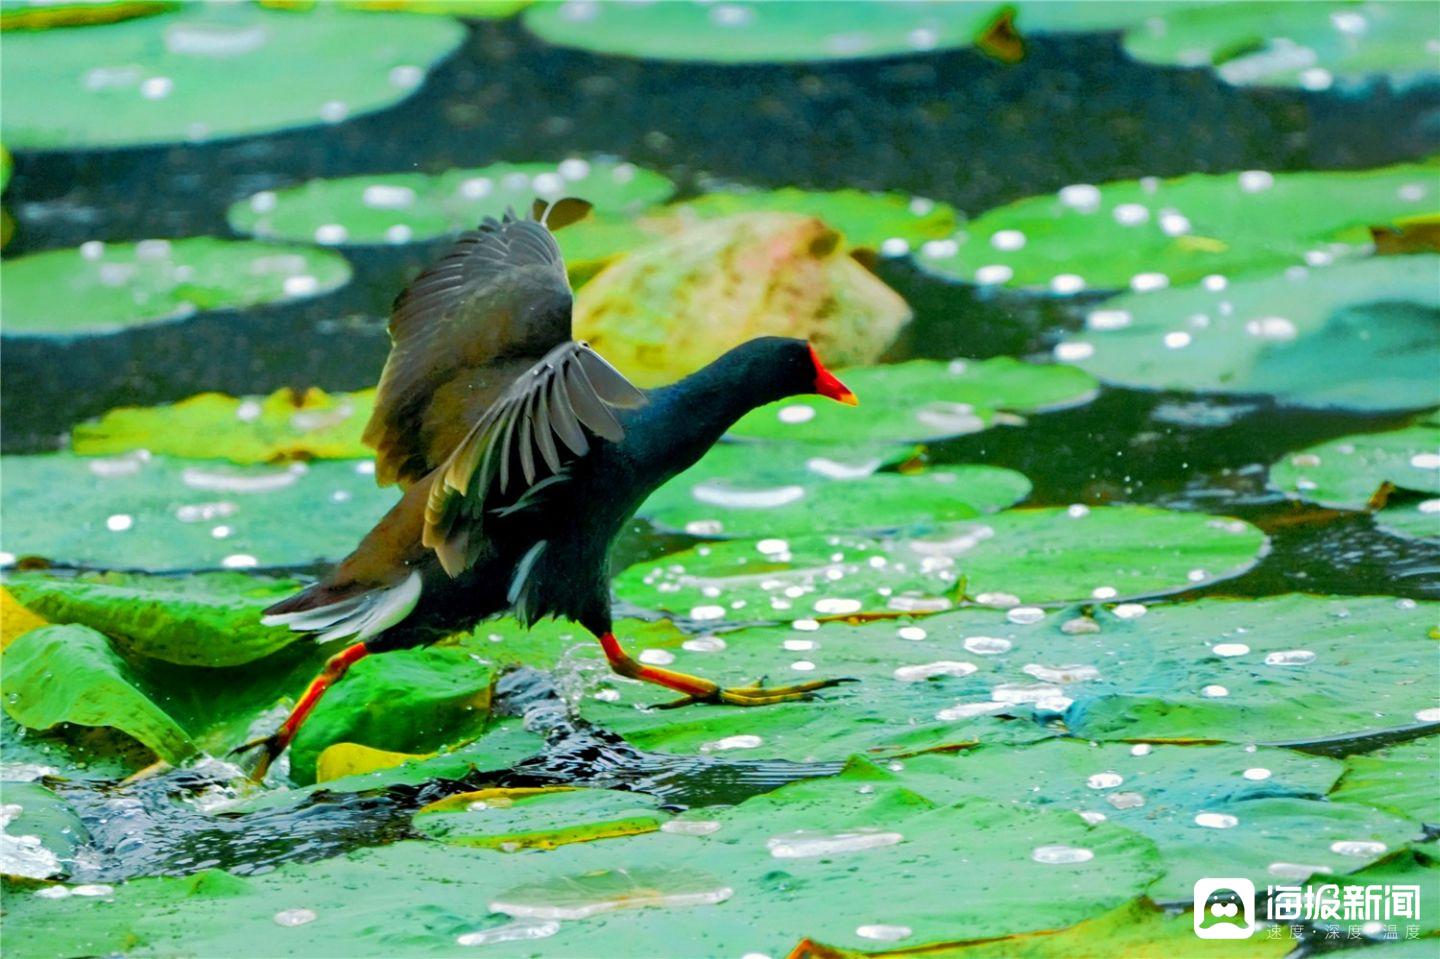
(721, 336, 858, 408)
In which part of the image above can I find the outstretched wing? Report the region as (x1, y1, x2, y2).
(362, 200, 592, 487)
(423, 340, 645, 577)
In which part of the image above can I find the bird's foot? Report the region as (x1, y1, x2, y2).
(657, 676, 857, 709)
(228, 733, 287, 783)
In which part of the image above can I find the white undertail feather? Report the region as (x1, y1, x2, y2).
(261, 571, 423, 644)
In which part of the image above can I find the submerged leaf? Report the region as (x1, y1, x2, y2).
(415, 787, 665, 850)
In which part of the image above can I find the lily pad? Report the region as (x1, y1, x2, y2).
(869, 740, 1418, 902)
(1, 624, 195, 763)
(0, 0, 175, 31)
(638, 442, 1032, 538)
(0, 6, 465, 148)
(414, 787, 666, 850)
(1332, 740, 1440, 825)
(727, 357, 1098, 445)
(0, 237, 351, 338)
(614, 506, 1264, 623)
(0, 781, 87, 882)
(288, 645, 496, 785)
(583, 595, 1436, 762)
(227, 159, 674, 250)
(1270, 417, 1440, 542)
(0, 453, 394, 572)
(1063, 256, 1440, 411)
(1123, 1, 1440, 91)
(1315, 846, 1440, 939)
(4, 571, 304, 667)
(73, 387, 376, 464)
(667, 188, 958, 254)
(919, 162, 1437, 293)
(573, 212, 911, 387)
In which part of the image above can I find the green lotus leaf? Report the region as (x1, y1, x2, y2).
(522, 0, 1203, 65)
(286, 644, 496, 786)
(1270, 417, 1440, 542)
(638, 442, 1031, 538)
(227, 159, 673, 250)
(414, 787, 666, 850)
(1332, 740, 1440, 825)
(1063, 256, 1440, 411)
(72, 387, 376, 464)
(1, 624, 196, 763)
(0, 6, 465, 148)
(666, 188, 958, 254)
(4, 571, 304, 667)
(727, 357, 1098, 444)
(843, 897, 1296, 957)
(1, 777, 1160, 957)
(0, 237, 351, 337)
(0, 0, 176, 31)
(0, 453, 394, 572)
(614, 505, 1264, 623)
(918, 162, 1437, 292)
(0, 781, 91, 883)
(582, 595, 1435, 762)
(1312, 846, 1440, 938)
(869, 740, 1421, 902)
(1123, 1, 1440, 91)
(574, 212, 912, 387)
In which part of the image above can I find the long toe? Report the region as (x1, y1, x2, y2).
(229, 734, 285, 783)
(716, 676, 858, 707)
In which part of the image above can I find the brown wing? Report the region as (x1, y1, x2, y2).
(362, 202, 590, 487)
(423, 341, 646, 577)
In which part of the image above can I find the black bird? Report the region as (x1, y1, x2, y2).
(243, 201, 858, 778)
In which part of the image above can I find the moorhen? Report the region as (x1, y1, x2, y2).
(243, 201, 859, 778)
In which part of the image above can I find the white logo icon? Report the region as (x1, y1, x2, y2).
(1194, 878, 1256, 939)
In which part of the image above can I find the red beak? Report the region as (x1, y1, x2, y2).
(809, 345, 859, 406)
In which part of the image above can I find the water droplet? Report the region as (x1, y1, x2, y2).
(893, 661, 977, 682)
(992, 683, 1065, 705)
(756, 538, 789, 556)
(389, 64, 423, 88)
(1244, 316, 1297, 340)
(1131, 272, 1169, 292)
(1007, 607, 1044, 625)
(964, 636, 1012, 655)
(879, 237, 910, 258)
(1086, 309, 1131, 331)
(221, 554, 259, 569)
(897, 626, 927, 641)
(1087, 772, 1123, 789)
(1201, 685, 1229, 698)
(790, 660, 815, 672)
(813, 598, 861, 615)
(793, 619, 821, 632)
(1091, 586, 1117, 599)
(1023, 663, 1100, 684)
(1212, 643, 1248, 660)
(689, 605, 725, 621)
(1078, 811, 1107, 824)
(457, 920, 560, 947)
(782, 639, 816, 652)
(1330, 840, 1386, 857)
(32, 885, 69, 899)
(974, 264, 1014, 285)
(683, 636, 726, 653)
(1067, 504, 1091, 518)
(767, 830, 903, 858)
(935, 701, 1006, 720)
(1113, 603, 1147, 620)
(1264, 649, 1316, 666)
(777, 404, 815, 424)
(1106, 791, 1145, 810)
(1032, 844, 1093, 864)
(991, 229, 1026, 251)
(920, 238, 958, 258)
(1058, 184, 1101, 212)
(1050, 274, 1085, 295)
(1194, 812, 1238, 829)
(1414, 707, 1440, 722)
(661, 819, 721, 836)
(855, 924, 912, 942)
(701, 735, 761, 752)
(1113, 203, 1149, 226)
(140, 76, 173, 100)
(314, 224, 348, 245)
(274, 908, 317, 927)
(1242, 767, 1271, 781)
(1410, 452, 1440, 470)
(1202, 274, 1228, 292)
(105, 514, 133, 532)
(1129, 744, 1151, 757)
(1054, 341, 1095, 362)
(319, 100, 348, 123)
(1239, 170, 1274, 193)
(638, 649, 674, 666)
(1164, 331, 1192, 349)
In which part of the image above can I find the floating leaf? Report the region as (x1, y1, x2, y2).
(1331, 740, 1440, 825)
(1, 625, 195, 763)
(1, 238, 351, 337)
(870, 740, 1418, 902)
(314, 742, 433, 783)
(2, 777, 1160, 956)
(0, 453, 393, 572)
(1270, 417, 1440, 542)
(666, 188, 957, 254)
(638, 442, 1031, 538)
(73, 388, 376, 464)
(1314, 847, 1440, 938)
(574, 212, 911, 387)
(727, 357, 1098, 444)
(227, 159, 674, 252)
(0, 587, 47, 650)
(1064, 256, 1440, 411)
(0, 782, 86, 881)
(288, 645, 495, 785)
(0, 6, 465, 148)
(918, 162, 1436, 292)
(5, 571, 304, 667)
(0, 0, 176, 31)
(1123, 2, 1440, 91)
(614, 506, 1264, 623)
(415, 787, 666, 850)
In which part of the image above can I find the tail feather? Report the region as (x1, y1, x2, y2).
(262, 571, 423, 644)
